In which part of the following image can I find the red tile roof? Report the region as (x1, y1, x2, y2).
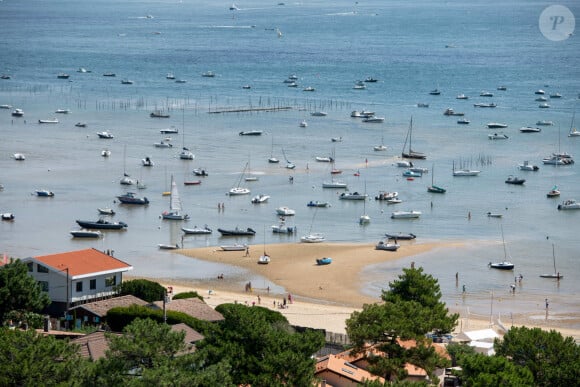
(34, 248, 132, 277)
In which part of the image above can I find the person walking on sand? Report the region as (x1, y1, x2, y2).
(245, 246, 250, 257)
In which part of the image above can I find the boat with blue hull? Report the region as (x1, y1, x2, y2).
(76, 219, 128, 230)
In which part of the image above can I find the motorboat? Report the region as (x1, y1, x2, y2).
(386, 198, 402, 204)
(315, 156, 334, 163)
(103, 72, 116, 77)
(97, 131, 114, 139)
(307, 201, 330, 208)
(519, 126, 541, 133)
(542, 155, 574, 165)
(160, 127, 178, 134)
(202, 71, 215, 77)
(316, 257, 332, 265)
(443, 108, 464, 116)
(303, 86, 315, 92)
(395, 160, 413, 168)
(557, 199, 580, 210)
(77, 68, 90, 73)
(220, 244, 247, 251)
(417, 103, 429, 108)
(0, 104, 13, 109)
(518, 161, 539, 171)
(75, 122, 87, 127)
(229, 187, 250, 195)
(120, 79, 134, 85)
(535, 96, 548, 102)
(70, 229, 103, 238)
(488, 133, 509, 140)
(38, 118, 59, 124)
(456, 94, 469, 100)
(193, 168, 208, 176)
(505, 175, 525, 185)
(300, 233, 325, 243)
(474, 102, 497, 108)
(166, 73, 175, 80)
(154, 140, 173, 148)
(141, 157, 154, 167)
(487, 212, 503, 218)
(487, 122, 507, 129)
(536, 120, 553, 126)
(76, 219, 128, 230)
(120, 174, 137, 185)
(353, 83, 366, 90)
(429, 88, 441, 95)
(331, 137, 342, 143)
(402, 170, 422, 178)
(385, 232, 416, 240)
(217, 227, 256, 236)
(36, 189, 55, 197)
(457, 118, 470, 125)
(375, 240, 400, 251)
(150, 110, 170, 118)
(364, 77, 378, 83)
(1, 213, 15, 221)
(239, 130, 263, 136)
(549, 93, 562, 98)
(480, 91, 494, 97)
(251, 194, 270, 204)
(362, 116, 385, 123)
(11, 108, 24, 117)
(158, 244, 180, 250)
(310, 111, 327, 117)
(117, 192, 149, 205)
(97, 207, 115, 215)
(181, 225, 212, 235)
(350, 110, 361, 117)
(101, 149, 111, 157)
(391, 210, 421, 219)
(535, 89, 545, 95)
(539, 103, 550, 109)
(339, 192, 368, 200)
(453, 169, 480, 176)
(489, 261, 514, 270)
(497, 86, 507, 91)
(55, 109, 70, 114)
(276, 206, 295, 216)
(57, 73, 70, 79)
(299, 120, 308, 127)
(183, 180, 201, 186)
(374, 144, 387, 151)
(13, 153, 25, 161)
(271, 221, 296, 234)
(375, 191, 398, 201)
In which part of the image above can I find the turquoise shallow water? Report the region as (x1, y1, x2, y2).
(1, 0, 579, 321)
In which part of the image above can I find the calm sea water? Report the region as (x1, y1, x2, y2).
(1, 0, 579, 321)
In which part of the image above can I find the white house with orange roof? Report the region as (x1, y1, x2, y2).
(22, 248, 133, 316)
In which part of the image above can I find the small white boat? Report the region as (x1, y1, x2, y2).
(276, 206, 295, 216)
(141, 157, 154, 167)
(75, 122, 87, 127)
(299, 120, 308, 127)
(121, 79, 134, 85)
(251, 194, 270, 204)
(38, 118, 59, 124)
(547, 186, 561, 198)
(518, 161, 539, 171)
(395, 160, 413, 168)
(300, 233, 325, 243)
(303, 86, 315, 92)
(271, 221, 296, 234)
(36, 189, 55, 197)
(70, 229, 103, 238)
(535, 89, 545, 95)
(549, 93, 562, 98)
(457, 118, 470, 125)
(202, 71, 215, 77)
(13, 153, 25, 161)
(374, 191, 398, 201)
(11, 108, 24, 117)
(480, 91, 494, 97)
(158, 243, 180, 250)
(97, 131, 114, 139)
(539, 103, 550, 109)
(487, 212, 503, 218)
(181, 225, 212, 235)
(1, 213, 15, 221)
(391, 210, 421, 219)
(375, 240, 400, 251)
(154, 140, 173, 148)
(453, 167, 481, 176)
(310, 111, 327, 117)
(374, 144, 387, 151)
(487, 122, 508, 129)
(229, 187, 250, 195)
(488, 133, 509, 140)
(331, 137, 342, 142)
(322, 181, 347, 189)
(97, 207, 115, 215)
(536, 120, 553, 126)
(257, 254, 271, 264)
(101, 149, 111, 157)
(0, 104, 13, 109)
(339, 192, 368, 200)
(220, 244, 247, 251)
(474, 102, 497, 108)
(55, 108, 70, 114)
(315, 156, 334, 163)
(557, 199, 580, 210)
(362, 116, 385, 123)
(456, 94, 469, 100)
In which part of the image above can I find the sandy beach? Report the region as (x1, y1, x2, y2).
(134, 241, 580, 341)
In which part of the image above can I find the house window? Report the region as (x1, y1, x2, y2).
(38, 281, 49, 292)
(27, 262, 33, 272)
(37, 264, 49, 273)
(105, 275, 116, 287)
(76, 281, 83, 292)
(90, 279, 96, 290)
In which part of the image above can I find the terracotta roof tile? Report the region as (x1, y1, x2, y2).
(34, 248, 132, 277)
(315, 354, 385, 384)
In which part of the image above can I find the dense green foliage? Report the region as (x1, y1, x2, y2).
(459, 353, 534, 386)
(106, 304, 214, 335)
(114, 279, 167, 302)
(346, 267, 457, 381)
(0, 328, 86, 386)
(196, 303, 325, 387)
(494, 326, 580, 386)
(0, 259, 51, 325)
(172, 291, 204, 301)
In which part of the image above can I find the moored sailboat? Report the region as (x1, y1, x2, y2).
(162, 175, 189, 220)
(401, 116, 426, 159)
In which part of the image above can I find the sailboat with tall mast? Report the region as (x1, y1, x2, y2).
(228, 162, 251, 195)
(401, 116, 426, 160)
(301, 207, 325, 243)
(120, 144, 137, 185)
(268, 137, 279, 163)
(162, 175, 189, 220)
(179, 107, 194, 160)
(359, 182, 370, 224)
(489, 225, 514, 270)
(427, 164, 446, 193)
(540, 243, 563, 279)
(568, 106, 579, 137)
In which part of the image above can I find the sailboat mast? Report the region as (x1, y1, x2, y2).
(552, 243, 557, 274)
